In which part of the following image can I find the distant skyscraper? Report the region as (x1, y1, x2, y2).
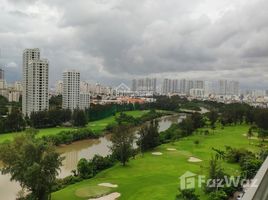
(218, 80, 240, 96)
(62, 70, 80, 111)
(228, 81, 240, 95)
(132, 78, 157, 93)
(162, 79, 179, 94)
(0, 68, 4, 80)
(218, 80, 228, 95)
(180, 79, 187, 94)
(22, 48, 49, 116)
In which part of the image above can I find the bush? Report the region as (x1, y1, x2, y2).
(42, 128, 97, 146)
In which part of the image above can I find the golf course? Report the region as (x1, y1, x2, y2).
(52, 124, 265, 200)
(0, 110, 149, 144)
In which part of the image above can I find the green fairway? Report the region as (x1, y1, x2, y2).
(0, 110, 149, 144)
(52, 124, 266, 200)
(88, 110, 149, 133)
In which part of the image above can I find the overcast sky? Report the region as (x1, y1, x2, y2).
(0, 0, 268, 89)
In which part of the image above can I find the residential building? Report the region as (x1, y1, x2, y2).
(132, 78, 157, 93)
(162, 79, 179, 94)
(22, 48, 41, 115)
(79, 93, 90, 110)
(26, 59, 49, 115)
(55, 80, 63, 95)
(62, 70, 80, 111)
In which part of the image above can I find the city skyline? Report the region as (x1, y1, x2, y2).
(1, 0, 268, 89)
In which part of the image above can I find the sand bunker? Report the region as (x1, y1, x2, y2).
(98, 183, 118, 188)
(89, 192, 121, 200)
(167, 148, 176, 151)
(188, 157, 202, 162)
(152, 152, 163, 155)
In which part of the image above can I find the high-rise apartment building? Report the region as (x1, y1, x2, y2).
(22, 48, 49, 116)
(62, 70, 80, 111)
(27, 60, 49, 115)
(218, 80, 240, 96)
(132, 78, 157, 93)
(162, 79, 179, 94)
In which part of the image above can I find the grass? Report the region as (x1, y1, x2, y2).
(52, 124, 267, 200)
(0, 110, 150, 144)
(88, 110, 149, 134)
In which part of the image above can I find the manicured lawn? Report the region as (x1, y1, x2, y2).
(52, 124, 266, 200)
(88, 110, 149, 133)
(0, 127, 76, 144)
(0, 110, 150, 144)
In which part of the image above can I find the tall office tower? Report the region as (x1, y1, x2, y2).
(0, 68, 4, 80)
(62, 70, 80, 111)
(22, 48, 40, 115)
(26, 59, 49, 116)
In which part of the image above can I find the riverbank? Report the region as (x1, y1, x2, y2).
(52, 124, 266, 200)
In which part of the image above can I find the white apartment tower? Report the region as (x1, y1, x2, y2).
(22, 48, 49, 116)
(62, 70, 80, 111)
(27, 60, 49, 114)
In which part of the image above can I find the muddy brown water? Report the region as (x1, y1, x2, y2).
(0, 114, 185, 200)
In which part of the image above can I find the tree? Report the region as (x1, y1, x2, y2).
(207, 110, 218, 128)
(137, 120, 159, 153)
(0, 130, 63, 200)
(0, 95, 8, 116)
(49, 95, 62, 110)
(240, 157, 263, 179)
(110, 125, 135, 166)
(255, 109, 268, 142)
(77, 158, 91, 178)
(72, 109, 87, 127)
(206, 156, 225, 193)
(180, 117, 195, 136)
(208, 191, 227, 200)
(191, 112, 205, 129)
(3, 108, 25, 132)
(176, 189, 200, 200)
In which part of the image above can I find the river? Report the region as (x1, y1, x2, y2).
(0, 114, 185, 200)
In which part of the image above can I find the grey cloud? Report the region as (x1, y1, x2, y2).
(0, 0, 268, 89)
